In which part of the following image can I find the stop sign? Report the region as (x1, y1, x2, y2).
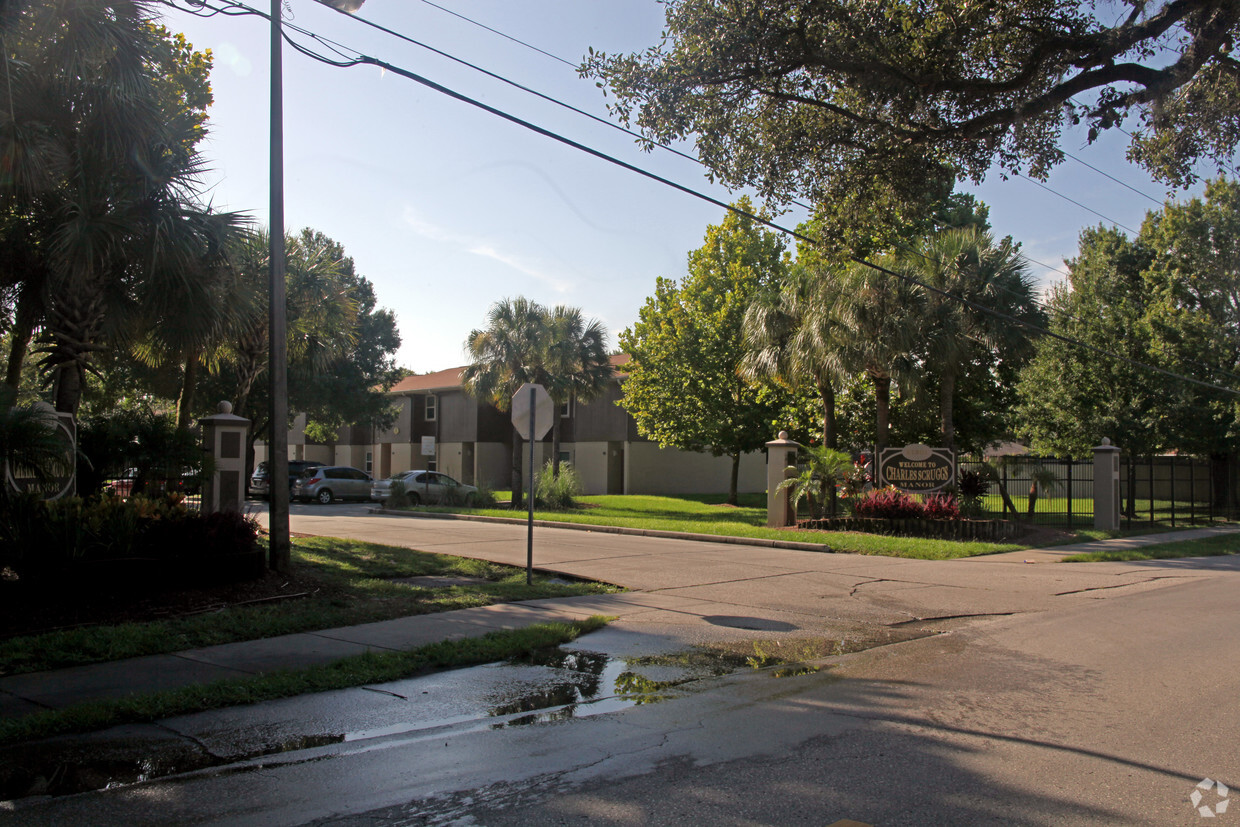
(511, 383, 554, 440)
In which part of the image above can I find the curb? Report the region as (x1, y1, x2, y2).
(370, 507, 838, 554)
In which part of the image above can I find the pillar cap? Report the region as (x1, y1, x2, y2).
(1093, 437, 1120, 452)
(199, 401, 250, 426)
(767, 430, 799, 448)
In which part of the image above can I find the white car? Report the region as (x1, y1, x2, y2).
(371, 470, 479, 506)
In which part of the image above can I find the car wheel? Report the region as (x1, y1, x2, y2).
(407, 492, 420, 506)
(316, 488, 334, 505)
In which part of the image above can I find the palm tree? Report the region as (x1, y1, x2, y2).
(742, 263, 849, 448)
(463, 297, 549, 508)
(1, 1, 219, 415)
(776, 445, 854, 519)
(907, 228, 1041, 450)
(129, 208, 249, 428)
(826, 259, 924, 453)
(543, 306, 614, 477)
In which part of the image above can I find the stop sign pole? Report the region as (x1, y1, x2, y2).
(512, 383, 553, 584)
(525, 385, 535, 584)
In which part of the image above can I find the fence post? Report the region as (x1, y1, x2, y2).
(1149, 454, 1156, 526)
(766, 431, 800, 528)
(200, 401, 251, 514)
(1188, 458, 1198, 522)
(1093, 438, 1121, 531)
(1170, 457, 1177, 527)
(1066, 458, 1073, 529)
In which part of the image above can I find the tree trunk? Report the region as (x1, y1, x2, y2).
(177, 350, 200, 429)
(728, 452, 740, 506)
(939, 372, 956, 451)
(4, 295, 36, 394)
(816, 376, 837, 449)
(52, 363, 84, 416)
(511, 432, 524, 509)
(551, 411, 563, 478)
(873, 373, 891, 452)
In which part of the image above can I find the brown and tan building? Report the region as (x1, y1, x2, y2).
(263, 355, 766, 496)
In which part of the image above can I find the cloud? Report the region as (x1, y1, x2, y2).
(402, 207, 573, 293)
(214, 43, 252, 78)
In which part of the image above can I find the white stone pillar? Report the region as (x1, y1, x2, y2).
(200, 401, 251, 514)
(766, 431, 800, 528)
(1093, 438, 1121, 530)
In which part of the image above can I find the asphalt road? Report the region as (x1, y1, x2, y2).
(6, 510, 1239, 826)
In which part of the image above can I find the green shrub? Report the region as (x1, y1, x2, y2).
(467, 484, 497, 508)
(0, 493, 259, 583)
(76, 409, 210, 498)
(385, 479, 410, 508)
(535, 461, 582, 510)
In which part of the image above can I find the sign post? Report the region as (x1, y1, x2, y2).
(421, 436, 436, 501)
(511, 383, 554, 584)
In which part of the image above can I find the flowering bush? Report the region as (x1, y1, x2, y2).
(921, 493, 960, 520)
(851, 487, 924, 519)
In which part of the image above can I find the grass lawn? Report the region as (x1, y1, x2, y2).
(417, 492, 1113, 560)
(1061, 532, 1240, 562)
(0, 536, 620, 676)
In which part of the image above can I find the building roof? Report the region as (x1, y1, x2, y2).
(389, 367, 466, 394)
(390, 354, 630, 395)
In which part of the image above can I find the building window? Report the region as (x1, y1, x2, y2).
(364, 451, 373, 474)
(427, 459, 437, 472)
(560, 395, 572, 418)
(425, 394, 437, 421)
(558, 450, 572, 466)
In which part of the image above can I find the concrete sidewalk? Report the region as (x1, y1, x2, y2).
(2, 518, 1236, 725)
(968, 524, 1240, 563)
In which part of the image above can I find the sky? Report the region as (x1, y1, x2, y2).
(161, 0, 1223, 375)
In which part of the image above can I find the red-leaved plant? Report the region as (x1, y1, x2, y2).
(851, 487, 924, 519)
(921, 493, 960, 520)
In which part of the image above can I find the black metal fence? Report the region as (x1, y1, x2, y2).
(951, 455, 1239, 528)
(102, 467, 204, 511)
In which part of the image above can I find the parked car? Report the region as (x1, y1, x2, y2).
(371, 470, 478, 506)
(293, 465, 373, 504)
(249, 460, 323, 499)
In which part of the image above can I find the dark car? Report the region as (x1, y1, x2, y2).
(249, 460, 323, 499)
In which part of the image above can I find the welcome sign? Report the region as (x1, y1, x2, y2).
(878, 443, 955, 493)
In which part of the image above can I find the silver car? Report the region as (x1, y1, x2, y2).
(293, 465, 373, 504)
(371, 470, 478, 506)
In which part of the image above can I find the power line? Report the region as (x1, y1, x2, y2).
(1063, 151, 1164, 207)
(411, 0, 577, 68)
(312, 0, 1168, 286)
(325, 1, 1224, 294)
(1013, 172, 1141, 235)
(165, 0, 1240, 397)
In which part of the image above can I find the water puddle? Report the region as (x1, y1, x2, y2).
(0, 630, 909, 802)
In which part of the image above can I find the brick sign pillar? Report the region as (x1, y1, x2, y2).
(200, 401, 251, 514)
(1093, 438, 1121, 530)
(766, 431, 800, 528)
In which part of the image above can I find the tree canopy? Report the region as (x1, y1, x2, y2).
(585, 0, 1240, 246)
(620, 198, 789, 503)
(1017, 178, 1240, 460)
